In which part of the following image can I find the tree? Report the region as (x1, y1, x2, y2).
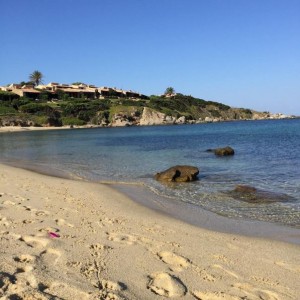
(164, 87, 175, 95)
(29, 70, 44, 86)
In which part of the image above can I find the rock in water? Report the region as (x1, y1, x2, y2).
(155, 165, 199, 182)
(213, 146, 235, 156)
(227, 185, 294, 203)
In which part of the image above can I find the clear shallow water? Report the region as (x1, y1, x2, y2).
(1, 119, 300, 228)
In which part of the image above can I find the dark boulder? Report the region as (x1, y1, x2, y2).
(227, 185, 293, 204)
(214, 146, 235, 156)
(206, 146, 235, 156)
(155, 165, 199, 182)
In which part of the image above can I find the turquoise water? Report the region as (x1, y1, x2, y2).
(1, 119, 300, 228)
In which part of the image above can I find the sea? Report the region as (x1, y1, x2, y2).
(1, 119, 300, 242)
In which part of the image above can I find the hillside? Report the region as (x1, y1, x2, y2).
(0, 91, 291, 127)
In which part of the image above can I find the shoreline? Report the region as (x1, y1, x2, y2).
(2, 160, 300, 245)
(0, 117, 298, 134)
(112, 183, 300, 246)
(0, 125, 101, 133)
(0, 163, 299, 299)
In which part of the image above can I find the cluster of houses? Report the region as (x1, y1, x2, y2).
(0, 82, 148, 100)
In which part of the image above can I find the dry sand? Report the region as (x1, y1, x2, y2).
(0, 125, 101, 133)
(0, 126, 68, 133)
(0, 163, 299, 299)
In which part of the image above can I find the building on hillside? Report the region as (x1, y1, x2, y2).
(164, 93, 177, 98)
(1, 82, 148, 101)
(37, 83, 95, 99)
(98, 87, 111, 97)
(123, 90, 140, 98)
(1, 84, 41, 99)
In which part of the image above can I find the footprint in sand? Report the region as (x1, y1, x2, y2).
(22, 219, 36, 224)
(22, 206, 50, 216)
(44, 282, 90, 299)
(20, 235, 50, 248)
(1, 231, 21, 240)
(147, 272, 187, 297)
(35, 210, 50, 217)
(55, 218, 74, 227)
(0, 216, 11, 227)
(0, 264, 39, 297)
(89, 243, 112, 257)
(193, 291, 242, 300)
(101, 279, 127, 292)
(212, 254, 232, 265)
(192, 265, 216, 282)
(66, 261, 82, 269)
(96, 279, 127, 300)
(233, 282, 280, 300)
(14, 267, 38, 289)
(107, 232, 137, 245)
(98, 217, 124, 227)
(2, 200, 16, 206)
(89, 243, 111, 251)
(107, 232, 160, 250)
(250, 276, 281, 288)
(39, 248, 62, 265)
(38, 226, 60, 234)
(14, 254, 36, 264)
(212, 264, 239, 279)
(157, 251, 191, 271)
(275, 261, 300, 273)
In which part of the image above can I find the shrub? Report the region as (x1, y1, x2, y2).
(241, 109, 252, 115)
(78, 110, 97, 122)
(0, 106, 17, 115)
(209, 110, 221, 118)
(11, 98, 31, 110)
(31, 115, 49, 126)
(19, 103, 53, 114)
(61, 117, 86, 126)
(0, 91, 19, 101)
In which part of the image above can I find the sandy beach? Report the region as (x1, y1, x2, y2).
(0, 163, 299, 299)
(0, 126, 103, 133)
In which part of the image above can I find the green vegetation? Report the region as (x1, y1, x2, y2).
(61, 117, 86, 126)
(241, 108, 253, 115)
(0, 86, 257, 126)
(19, 103, 54, 114)
(164, 87, 175, 95)
(0, 91, 18, 101)
(0, 106, 17, 115)
(148, 93, 230, 119)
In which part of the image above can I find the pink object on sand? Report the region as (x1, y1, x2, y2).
(49, 232, 60, 238)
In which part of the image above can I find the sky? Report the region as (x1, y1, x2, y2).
(1, 0, 300, 115)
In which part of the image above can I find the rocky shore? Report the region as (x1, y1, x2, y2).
(0, 106, 296, 130)
(106, 107, 296, 127)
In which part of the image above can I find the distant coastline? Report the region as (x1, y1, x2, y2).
(0, 115, 298, 133)
(0, 82, 297, 128)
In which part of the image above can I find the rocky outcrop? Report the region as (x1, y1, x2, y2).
(111, 114, 132, 127)
(0, 117, 36, 127)
(175, 116, 186, 124)
(226, 185, 294, 203)
(207, 146, 235, 156)
(139, 107, 178, 126)
(110, 112, 140, 127)
(155, 165, 199, 182)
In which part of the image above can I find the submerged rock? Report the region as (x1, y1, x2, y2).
(155, 165, 199, 182)
(227, 185, 294, 204)
(206, 146, 235, 156)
